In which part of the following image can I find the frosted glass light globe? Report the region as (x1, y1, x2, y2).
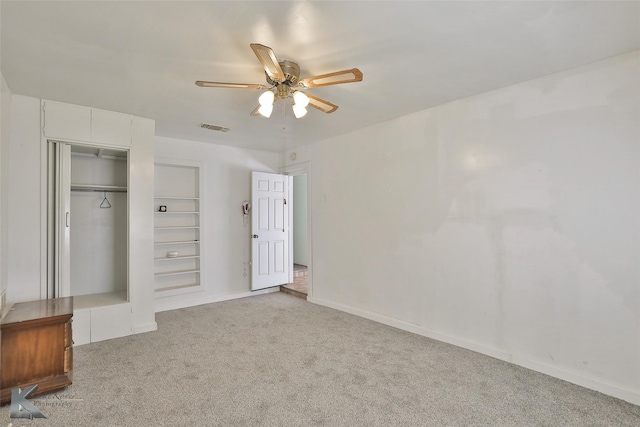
(293, 91, 309, 108)
(258, 90, 275, 107)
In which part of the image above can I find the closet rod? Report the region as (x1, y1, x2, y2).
(70, 184, 127, 193)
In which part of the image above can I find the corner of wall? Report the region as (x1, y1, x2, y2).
(0, 71, 12, 308)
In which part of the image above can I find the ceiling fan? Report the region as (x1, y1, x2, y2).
(195, 43, 363, 119)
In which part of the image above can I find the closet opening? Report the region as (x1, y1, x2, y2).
(47, 142, 129, 308)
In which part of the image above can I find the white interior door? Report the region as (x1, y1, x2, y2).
(251, 171, 292, 291)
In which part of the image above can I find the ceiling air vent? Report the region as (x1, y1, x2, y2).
(200, 123, 230, 132)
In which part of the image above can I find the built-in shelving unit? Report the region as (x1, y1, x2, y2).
(154, 161, 202, 295)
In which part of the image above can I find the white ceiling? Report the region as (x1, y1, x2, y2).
(2, 1, 639, 152)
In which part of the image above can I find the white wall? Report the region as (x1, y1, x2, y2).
(0, 73, 11, 310)
(129, 116, 157, 333)
(154, 136, 280, 312)
(6, 95, 42, 303)
(293, 174, 309, 266)
(289, 51, 640, 404)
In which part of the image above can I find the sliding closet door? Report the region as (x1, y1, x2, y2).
(54, 142, 72, 297)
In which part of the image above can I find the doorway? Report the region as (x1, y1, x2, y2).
(281, 170, 310, 299)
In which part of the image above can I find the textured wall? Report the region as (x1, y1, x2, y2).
(292, 51, 640, 404)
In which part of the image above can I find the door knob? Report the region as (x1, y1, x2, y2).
(252, 234, 259, 238)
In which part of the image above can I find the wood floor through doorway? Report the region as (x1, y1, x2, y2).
(280, 264, 308, 299)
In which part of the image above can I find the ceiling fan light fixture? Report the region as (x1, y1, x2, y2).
(196, 44, 363, 118)
(258, 90, 275, 107)
(292, 103, 307, 119)
(292, 91, 309, 108)
(258, 103, 273, 118)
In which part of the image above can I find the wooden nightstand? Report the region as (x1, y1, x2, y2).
(0, 297, 73, 405)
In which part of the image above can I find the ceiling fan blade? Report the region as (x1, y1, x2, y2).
(250, 105, 261, 116)
(306, 93, 339, 114)
(195, 81, 266, 89)
(250, 43, 285, 82)
(298, 68, 363, 88)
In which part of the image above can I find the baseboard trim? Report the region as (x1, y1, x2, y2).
(154, 287, 280, 313)
(308, 296, 640, 406)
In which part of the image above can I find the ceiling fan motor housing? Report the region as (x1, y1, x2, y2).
(266, 60, 300, 86)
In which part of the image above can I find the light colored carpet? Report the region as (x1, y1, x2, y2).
(2, 292, 639, 426)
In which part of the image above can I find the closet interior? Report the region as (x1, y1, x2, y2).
(50, 143, 129, 307)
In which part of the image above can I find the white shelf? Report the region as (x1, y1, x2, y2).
(154, 255, 200, 261)
(71, 184, 127, 193)
(154, 283, 201, 294)
(154, 226, 199, 230)
(155, 269, 200, 278)
(154, 196, 199, 200)
(155, 211, 199, 214)
(73, 291, 128, 310)
(154, 240, 200, 245)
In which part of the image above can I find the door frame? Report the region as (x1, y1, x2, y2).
(279, 161, 312, 298)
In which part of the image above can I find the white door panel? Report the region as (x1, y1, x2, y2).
(251, 171, 292, 291)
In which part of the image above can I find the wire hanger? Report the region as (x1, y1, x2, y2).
(100, 190, 111, 209)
